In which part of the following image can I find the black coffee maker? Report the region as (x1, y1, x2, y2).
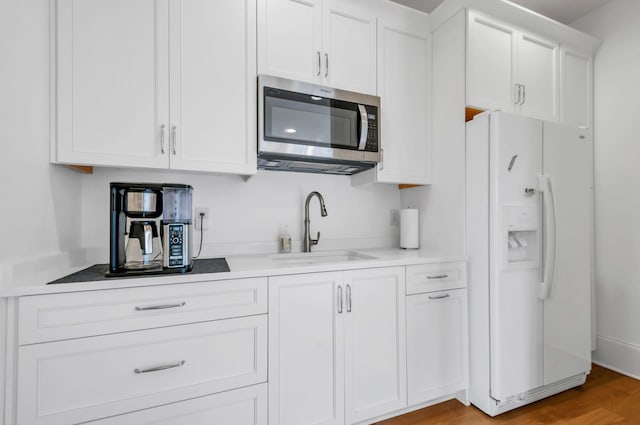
(108, 182, 193, 277)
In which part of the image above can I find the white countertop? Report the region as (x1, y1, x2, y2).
(0, 248, 465, 297)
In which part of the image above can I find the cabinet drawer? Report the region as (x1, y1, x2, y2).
(86, 383, 267, 425)
(17, 315, 267, 425)
(18, 277, 267, 344)
(407, 288, 468, 405)
(406, 262, 467, 295)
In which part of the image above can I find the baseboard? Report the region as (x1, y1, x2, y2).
(593, 335, 640, 380)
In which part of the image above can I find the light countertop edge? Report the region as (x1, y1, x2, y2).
(0, 249, 466, 297)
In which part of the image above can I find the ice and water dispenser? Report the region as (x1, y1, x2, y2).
(504, 205, 539, 264)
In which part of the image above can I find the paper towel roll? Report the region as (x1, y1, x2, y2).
(400, 208, 419, 249)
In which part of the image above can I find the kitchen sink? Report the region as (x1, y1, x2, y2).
(270, 251, 377, 266)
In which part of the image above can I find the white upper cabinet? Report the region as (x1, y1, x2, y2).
(55, 0, 170, 169)
(516, 31, 559, 121)
(560, 46, 592, 129)
(257, 0, 322, 84)
(467, 10, 559, 121)
(467, 12, 516, 113)
(168, 0, 257, 174)
(258, 0, 377, 95)
(322, 0, 377, 95)
(53, 0, 257, 175)
(352, 3, 431, 186)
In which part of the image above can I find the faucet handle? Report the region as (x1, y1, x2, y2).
(310, 231, 321, 246)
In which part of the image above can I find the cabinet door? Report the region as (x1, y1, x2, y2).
(560, 46, 592, 128)
(268, 272, 344, 425)
(322, 0, 377, 95)
(375, 4, 430, 184)
(168, 0, 257, 175)
(466, 11, 516, 112)
(407, 289, 468, 405)
(258, 0, 322, 84)
(55, 0, 170, 168)
(87, 384, 267, 425)
(343, 267, 406, 424)
(517, 32, 559, 121)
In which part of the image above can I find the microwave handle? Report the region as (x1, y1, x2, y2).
(358, 105, 368, 150)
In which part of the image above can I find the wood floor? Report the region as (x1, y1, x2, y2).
(377, 365, 640, 425)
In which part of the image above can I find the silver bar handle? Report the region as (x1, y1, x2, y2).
(357, 105, 368, 150)
(134, 360, 185, 374)
(135, 301, 186, 311)
(379, 147, 384, 171)
(160, 124, 166, 154)
(428, 293, 451, 300)
(521, 84, 526, 105)
(317, 51, 321, 77)
(427, 274, 449, 280)
(324, 53, 329, 78)
(171, 125, 177, 155)
(337, 285, 343, 314)
(346, 284, 352, 313)
(514, 83, 521, 105)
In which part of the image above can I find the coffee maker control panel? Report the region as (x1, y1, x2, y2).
(167, 224, 187, 267)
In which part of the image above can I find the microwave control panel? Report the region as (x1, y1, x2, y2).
(365, 111, 378, 152)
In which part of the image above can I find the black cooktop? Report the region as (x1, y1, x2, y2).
(47, 258, 230, 284)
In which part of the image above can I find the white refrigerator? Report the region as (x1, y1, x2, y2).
(466, 111, 593, 416)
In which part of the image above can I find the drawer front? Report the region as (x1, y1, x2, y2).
(18, 277, 267, 344)
(86, 384, 267, 425)
(406, 262, 467, 295)
(17, 315, 267, 425)
(407, 289, 468, 405)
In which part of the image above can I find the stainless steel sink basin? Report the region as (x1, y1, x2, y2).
(270, 251, 377, 266)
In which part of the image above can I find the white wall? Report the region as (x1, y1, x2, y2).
(81, 168, 401, 260)
(0, 0, 84, 285)
(572, 0, 640, 379)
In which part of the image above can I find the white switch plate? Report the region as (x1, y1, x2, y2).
(194, 208, 209, 230)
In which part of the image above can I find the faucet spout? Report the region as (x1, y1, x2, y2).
(304, 191, 328, 252)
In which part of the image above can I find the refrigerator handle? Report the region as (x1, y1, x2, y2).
(538, 174, 557, 300)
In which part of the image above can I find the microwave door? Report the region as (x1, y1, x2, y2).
(265, 96, 332, 146)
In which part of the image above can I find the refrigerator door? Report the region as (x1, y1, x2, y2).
(542, 122, 592, 385)
(489, 113, 544, 401)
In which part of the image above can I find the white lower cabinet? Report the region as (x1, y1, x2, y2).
(13, 278, 268, 425)
(268, 267, 406, 425)
(406, 288, 468, 405)
(8, 262, 469, 425)
(343, 268, 407, 424)
(17, 316, 267, 425)
(86, 384, 267, 425)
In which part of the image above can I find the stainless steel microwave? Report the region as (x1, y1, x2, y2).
(258, 75, 381, 175)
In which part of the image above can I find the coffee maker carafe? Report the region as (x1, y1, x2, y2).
(108, 182, 194, 277)
(125, 221, 162, 270)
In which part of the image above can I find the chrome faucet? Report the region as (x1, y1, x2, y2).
(304, 191, 328, 252)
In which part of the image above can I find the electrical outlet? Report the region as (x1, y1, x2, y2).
(194, 208, 210, 230)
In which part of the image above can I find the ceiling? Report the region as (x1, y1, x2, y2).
(390, 0, 612, 24)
